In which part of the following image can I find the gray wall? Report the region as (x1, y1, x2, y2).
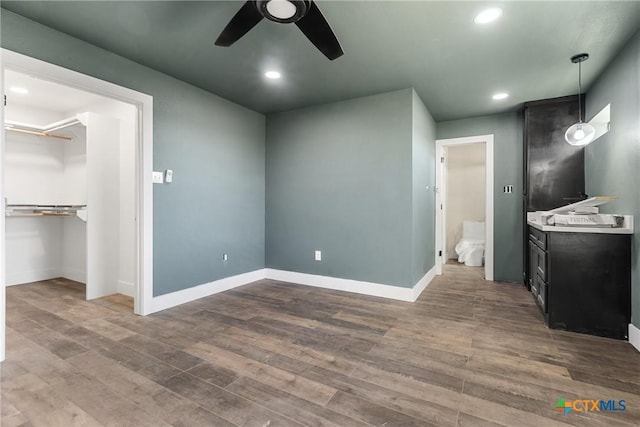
(411, 91, 437, 283)
(266, 89, 419, 287)
(1, 10, 266, 296)
(584, 30, 640, 327)
(436, 112, 523, 284)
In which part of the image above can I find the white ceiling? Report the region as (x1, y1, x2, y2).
(4, 69, 107, 115)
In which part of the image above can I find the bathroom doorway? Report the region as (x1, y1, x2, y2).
(435, 135, 494, 281)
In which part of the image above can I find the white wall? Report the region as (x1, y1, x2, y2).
(61, 126, 88, 283)
(5, 104, 64, 126)
(4, 116, 88, 285)
(5, 126, 65, 285)
(61, 217, 86, 284)
(63, 126, 88, 205)
(5, 130, 67, 205)
(1, 66, 5, 361)
(6, 217, 63, 285)
(73, 99, 136, 296)
(83, 112, 120, 299)
(445, 143, 486, 259)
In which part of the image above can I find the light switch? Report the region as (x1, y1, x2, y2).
(315, 250, 322, 261)
(165, 169, 173, 183)
(152, 171, 164, 184)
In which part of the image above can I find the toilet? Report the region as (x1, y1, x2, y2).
(455, 220, 485, 267)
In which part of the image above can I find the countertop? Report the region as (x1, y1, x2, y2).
(527, 213, 634, 235)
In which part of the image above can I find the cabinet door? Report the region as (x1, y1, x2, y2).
(529, 241, 539, 297)
(547, 232, 631, 339)
(535, 245, 547, 282)
(536, 274, 547, 313)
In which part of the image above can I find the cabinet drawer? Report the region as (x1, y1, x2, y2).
(529, 226, 547, 249)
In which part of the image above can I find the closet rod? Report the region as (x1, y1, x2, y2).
(4, 126, 72, 141)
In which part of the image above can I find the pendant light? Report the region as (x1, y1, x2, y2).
(565, 53, 595, 146)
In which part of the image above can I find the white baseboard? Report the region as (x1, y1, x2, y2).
(118, 280, 136, 297)
(148, 269, 266, 314)
(61, 267, 86, 284)
(413, 267, 436, 300)
(145, 266, 438, 314)
(6, 268, 62, 286)
(265, 267, 436, 303)
(629, 323, 640, 353)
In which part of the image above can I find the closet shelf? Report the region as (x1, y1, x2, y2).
(5, 204, 87, 221)
(4, 116, 83, 141)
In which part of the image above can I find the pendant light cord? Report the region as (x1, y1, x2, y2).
(578, 61, 583, 123)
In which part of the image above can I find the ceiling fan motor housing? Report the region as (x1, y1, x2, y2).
(257, 0, 310, 23)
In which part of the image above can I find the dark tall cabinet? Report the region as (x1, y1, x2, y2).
(523, 95, 586, 212)
(523, 95, 586, 288)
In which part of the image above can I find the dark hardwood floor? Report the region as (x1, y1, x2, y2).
(2, 264, 640, 426)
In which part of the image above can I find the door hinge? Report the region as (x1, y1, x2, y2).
(438, 250, 442, 257)
(440, 203, 443, 210)
(440, 156, 445, 163)
(3, 95, 6, 106)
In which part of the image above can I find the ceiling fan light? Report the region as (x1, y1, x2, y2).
(257, 0, 307, 23)
(266, 0, 297, 19)
(565, 122, 596, 146)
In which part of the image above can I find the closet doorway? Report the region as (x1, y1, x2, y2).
(435, 135, 494, 281)
(0, 50, 153, 361)
(4, 70, 136, 299)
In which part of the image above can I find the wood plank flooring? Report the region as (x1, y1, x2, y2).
(2, 265, 640, 426)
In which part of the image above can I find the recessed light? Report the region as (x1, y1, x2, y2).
(492, 92, 509, 100)
(475, 8, 502, 24)
(10, 86, 29, 94)
(265, 71, 282, 80)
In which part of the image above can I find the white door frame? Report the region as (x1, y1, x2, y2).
(0, 49, 155, 361)
(435, 134, 494, 281)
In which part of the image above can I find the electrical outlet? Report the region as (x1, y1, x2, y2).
(315, 250, 322, 261)
(152, 171, 164, 184)
(222, 253, 228, 262)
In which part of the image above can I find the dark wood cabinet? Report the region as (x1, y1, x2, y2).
(527, 226, 631, 339)
(523, 95, 587, 289)
(522, 95, 632, 340)
(523, 95, 586, 212)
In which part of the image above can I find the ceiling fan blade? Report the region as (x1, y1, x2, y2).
(295, 1, 343, 60)
(215, 1, 264, 47)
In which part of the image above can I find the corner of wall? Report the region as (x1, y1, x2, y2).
(410, 94, 437, 284)
(630, 323, 640, 353)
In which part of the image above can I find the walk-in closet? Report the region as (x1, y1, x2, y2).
(4, 70, 137, 303)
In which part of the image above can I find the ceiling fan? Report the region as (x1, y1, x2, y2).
(215, 0, 344, 60)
